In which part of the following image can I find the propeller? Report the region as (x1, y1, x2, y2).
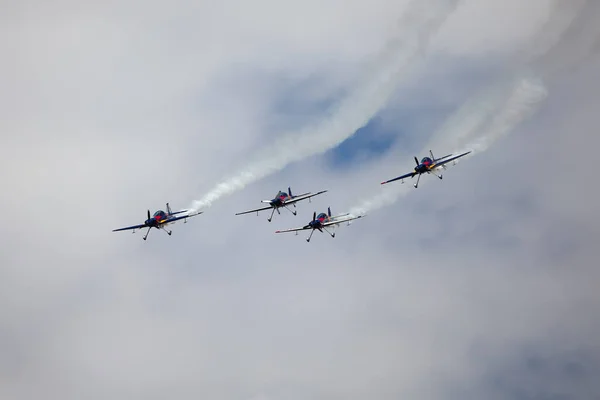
(147, 209, 151, 220)
(304, 211, 317, 229)
(414, 156, 419, 166)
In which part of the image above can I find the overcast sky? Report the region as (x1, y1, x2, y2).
(1, 1, 599, 399)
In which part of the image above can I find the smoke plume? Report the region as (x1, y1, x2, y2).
(347, 0, 600, 216)
(349, 77, 548, 216)
(189, 0, 460, 212)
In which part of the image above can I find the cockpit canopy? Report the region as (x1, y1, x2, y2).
(421, 157, 433, 165)
(316, 213, 328, 220)
(153, 210, 166, 218)
(277, 191, 289, 198)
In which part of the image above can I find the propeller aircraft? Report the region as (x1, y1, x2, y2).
(275, 207, 363, 242)
(112, 203, 202, 240)
(380, 150, 472, 188)
(235, 187, 327, 222)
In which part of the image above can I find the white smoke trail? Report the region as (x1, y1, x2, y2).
(349, 76, 548, 216)
(346, 0, 600, 217)
(189, 0, 460, 212)
(467, 77, 548, 153)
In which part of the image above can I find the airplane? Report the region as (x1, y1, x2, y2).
(112, 203, 202, 240)
(380, 150, 472, 188)
(275, 207, 363, 242)
(235, 187, 327, 222)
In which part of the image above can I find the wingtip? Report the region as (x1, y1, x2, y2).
(380, 181, 387, 185)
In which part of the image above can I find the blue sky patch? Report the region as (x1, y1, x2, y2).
(325, 116, 397, 168)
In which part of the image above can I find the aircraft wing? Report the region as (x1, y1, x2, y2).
(112, 223, 146, 232)
(169, 210, 189, 216)
(431, 151, 471, 168)
(235, 205, 274, 216)
(434, 154, 453, 162)
(161, 212, 202, 224)
(286, 190, 328, 204)
(275, 225, 311, 234)
(322, 214, 363, 227)
(381, 171, 416, 185)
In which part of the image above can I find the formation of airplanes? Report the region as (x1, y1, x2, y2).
(113, 149, 471, 242)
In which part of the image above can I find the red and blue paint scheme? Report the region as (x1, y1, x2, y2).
(381, 149, 472, 188)
(276, 206, 363, 242)
(236, 186, 327, 222)
(112, 203, 202, 241)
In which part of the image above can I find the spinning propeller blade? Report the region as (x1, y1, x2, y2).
(147, 209, 151, 220)
(313, 211, 316, 222)
(414, 156, 419, 166)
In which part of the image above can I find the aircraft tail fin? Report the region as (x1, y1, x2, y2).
(166, 203, 173, 215)
(430, 150, 435, 160)
(288, 186, 293, 197)
(328, 207, 332, 217)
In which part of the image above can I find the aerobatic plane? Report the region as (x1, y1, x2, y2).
(235, 187, 327, 222)
(275, 207, 363, 242)
(380, 150, 472, 188)
(112, 203, 202, 240)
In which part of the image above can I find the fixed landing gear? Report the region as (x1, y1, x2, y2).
(268, 207, 276, 222)
(429, 169, 443, 180)
(306, 227, 335, 242)
(413, 173, 422, 188)
(143, 227, 151, 241)
(284, 205, 297, 216)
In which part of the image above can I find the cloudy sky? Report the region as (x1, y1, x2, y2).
(2, 0, 600, 399)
